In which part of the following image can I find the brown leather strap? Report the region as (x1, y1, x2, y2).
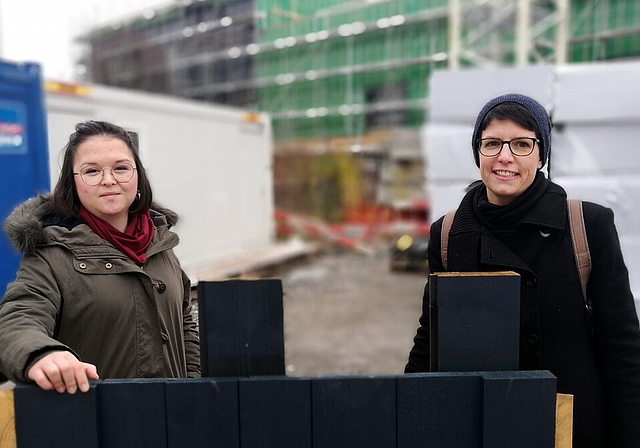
(441, 210, 456, 271)
(568, 199, 592, 308)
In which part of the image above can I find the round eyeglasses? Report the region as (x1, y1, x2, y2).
(476, 137, 539, 157)
(74, 162, 137, 186)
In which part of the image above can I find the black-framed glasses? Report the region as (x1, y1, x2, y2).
(476, 137, 539, 157)
(74, 162, 137, 186)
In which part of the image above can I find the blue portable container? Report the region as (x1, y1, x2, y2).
(0, 60, 50, 297)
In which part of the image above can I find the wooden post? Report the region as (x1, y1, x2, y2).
(555, 393, 574, 448)
(0, 390, 16, 448)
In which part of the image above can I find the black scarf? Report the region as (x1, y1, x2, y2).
(472, 171, 549, 231)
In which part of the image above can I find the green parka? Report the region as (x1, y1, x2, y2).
(0, 195, 200, 383)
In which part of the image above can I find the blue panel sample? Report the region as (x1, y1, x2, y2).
(239, 376, 311, 448)
(312, 376, 396, 448)
(197, 279, 285, 377)
(14, 383, 99, 448)
(165, 378, 239, 448)
(97, 379, 167, 448)
(481, 371, 557, 448)
(397, 372, 482, 448)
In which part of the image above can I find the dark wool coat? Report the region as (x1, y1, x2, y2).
(406, 181, 640, 448)
(0, 195, 200, 383)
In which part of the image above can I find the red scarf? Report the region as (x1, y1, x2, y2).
(78, 206, 155, 266)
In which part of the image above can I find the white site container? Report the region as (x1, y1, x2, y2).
(45, 82, 274, 282)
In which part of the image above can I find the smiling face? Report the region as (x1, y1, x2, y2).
(479, 119, 542, 206)
(73, 135, 138, 231)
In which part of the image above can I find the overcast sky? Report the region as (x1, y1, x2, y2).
(0, 0, 171, 80)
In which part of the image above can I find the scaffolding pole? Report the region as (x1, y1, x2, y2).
(515, 0, 531, 66)
(555, 0, 570, 64)
(448, 0, 461, 70)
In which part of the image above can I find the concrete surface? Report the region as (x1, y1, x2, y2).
(278, 248, 426, 377)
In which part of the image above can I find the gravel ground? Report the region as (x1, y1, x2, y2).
(275, 247, 427, 377)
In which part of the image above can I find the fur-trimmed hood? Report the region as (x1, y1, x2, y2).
(3, 194, 179, 254)
(3, 195, 52, 253)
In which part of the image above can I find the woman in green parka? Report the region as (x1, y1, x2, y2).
(0, 120, 200, 394)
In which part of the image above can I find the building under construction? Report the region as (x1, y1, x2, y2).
(80, 0, 640, 221)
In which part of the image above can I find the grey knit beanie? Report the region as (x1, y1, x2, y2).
(471, 93, 551, 168)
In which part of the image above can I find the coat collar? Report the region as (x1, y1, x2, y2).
(516, 180, 567, 230)
(447, 178, 568, 274)
(3, 194, 179, 256)
(455, 178, 568, 232)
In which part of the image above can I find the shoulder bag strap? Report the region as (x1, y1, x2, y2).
(568, 198, 592, 312)
(441, 210, 456, 271)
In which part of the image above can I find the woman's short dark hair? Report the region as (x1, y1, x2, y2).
(476, 102, 541, 147)
(51, 120, 153, 218)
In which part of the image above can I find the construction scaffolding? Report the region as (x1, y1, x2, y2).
(81, 0, 640, 139)
(80, 0, 640, 220)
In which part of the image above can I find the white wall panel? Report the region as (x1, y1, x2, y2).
(551, 124, 640, 176)
(429, 65, 555, 124)
(423, 123, 478, 182)
(554, 61, 640, 122)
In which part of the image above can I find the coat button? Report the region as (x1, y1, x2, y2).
(157, 282, 167, 294)
(79, 263, 87, 269)
(528, 334, 540, 346)
(525, 277, 538, 288)
(105, 263, 113, 269)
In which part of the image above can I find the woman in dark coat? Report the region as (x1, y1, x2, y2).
(405, 93, 640, 447)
